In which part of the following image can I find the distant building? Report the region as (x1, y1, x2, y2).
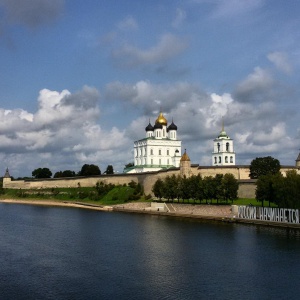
(125, 112, 182, 173)
(296, 151, 300, 168)
(212, 122, 236, 166)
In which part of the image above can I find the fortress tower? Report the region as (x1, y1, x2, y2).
(180, 149, 191, 177)
(3, 168, 12, 185)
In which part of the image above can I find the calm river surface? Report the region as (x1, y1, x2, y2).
(0, 203, 300, 300)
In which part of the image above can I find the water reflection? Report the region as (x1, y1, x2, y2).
(0, 204, 300, 300)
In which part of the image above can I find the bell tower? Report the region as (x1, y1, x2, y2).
(212, 121, 235, 166)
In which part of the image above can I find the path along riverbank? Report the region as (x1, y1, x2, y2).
(1, 199, 300, 229)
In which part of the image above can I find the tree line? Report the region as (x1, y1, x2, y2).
(152, 173, 238, 203)
(250, 156, 300, 208)
(256, 170, 300, 208)
(30, 164, 114, 179)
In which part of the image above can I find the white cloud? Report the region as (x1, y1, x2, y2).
(172, 8, 186, 28)
(117, 16, 138, 31)
(267, 51, 292, 74)
(0, 86, 131, 176)
(111, 33, 188, 68)
(251, 122, 286, 145)
(106, 80, 205, 116)
(1, 73, 299, 177)
(194, 0, 264, 18)
(234, 67, 274, 103)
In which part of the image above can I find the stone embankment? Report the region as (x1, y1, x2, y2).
(112, 202, 234, 221)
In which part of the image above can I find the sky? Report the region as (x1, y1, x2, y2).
(0, 0, 300, 177)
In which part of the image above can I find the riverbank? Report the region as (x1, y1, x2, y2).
(0, 199, 113, 211)
(1, 199, 300, 229)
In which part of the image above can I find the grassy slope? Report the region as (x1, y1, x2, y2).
(1, 187, 275, 207)
(0, 186, 149, 206)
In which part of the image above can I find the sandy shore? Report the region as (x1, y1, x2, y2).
(0, 199, 113, 211)
(0, 199, 232, 217)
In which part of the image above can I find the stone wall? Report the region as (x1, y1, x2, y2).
(3, 174, 141, 190)
(3, 165, 299, 199)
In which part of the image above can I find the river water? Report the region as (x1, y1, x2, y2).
(0, 203, 299, 300)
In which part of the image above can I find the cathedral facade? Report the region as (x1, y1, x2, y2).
(126, 112, 182, 173)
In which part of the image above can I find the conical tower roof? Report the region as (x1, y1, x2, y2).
(180, 149, 190, 162)
(4, 168, 10, 178)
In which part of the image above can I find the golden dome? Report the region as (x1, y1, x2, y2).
(155, 112, 167, 126)
(180, 150, 190, 162)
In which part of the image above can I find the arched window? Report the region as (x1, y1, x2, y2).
(230, 156, 233, 163)
(226, 142, 229, 152)
(150, 149, 153, 155)
(217, 143, 220, 152)
(225, 156, 228, 163)
(159, 149, 161, 155)
(167, 149, 169, 155)
(219, 156, 221, 163)
(214, 157, 217, 164)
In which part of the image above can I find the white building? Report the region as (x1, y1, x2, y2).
(212, 124, 235, 166)
(125, 112, 182, 173)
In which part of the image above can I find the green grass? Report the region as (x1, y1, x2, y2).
(0, 186, 152, 206)
(157, 197, 278, 207)
(0, 187, 276, 208)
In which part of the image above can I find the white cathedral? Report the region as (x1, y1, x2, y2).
(125, 112, 235, 173)
(125, 112, 182, 173)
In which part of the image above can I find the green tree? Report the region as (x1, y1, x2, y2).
(62, 170, 76, 177)
(105, 165, 114, 174)
(203, 176, 215, 204)
(213, 174, 224, 203)
(271, 172, 286, 207)
(164, 175, 178, 201)
(181, 174, 204, 203)
(274, 170, 300, 209)
(32, 168, 52, 179)
(54, 170, 76, 178)
(222, 173, 238, 203)
(193, 174, 204, 203)
(79, 164, 101, 176)
(179, 176, 190, 202)
(256, 174, 275, 207)
(249, 156, 281, 179)
(95, 181, 115, 197)
(152, 178, 164, 200)
(54, 171, 63, 178)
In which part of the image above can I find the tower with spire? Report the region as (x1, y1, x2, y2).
(212, 121, 235, 166)
(126, 111, 182, 173)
